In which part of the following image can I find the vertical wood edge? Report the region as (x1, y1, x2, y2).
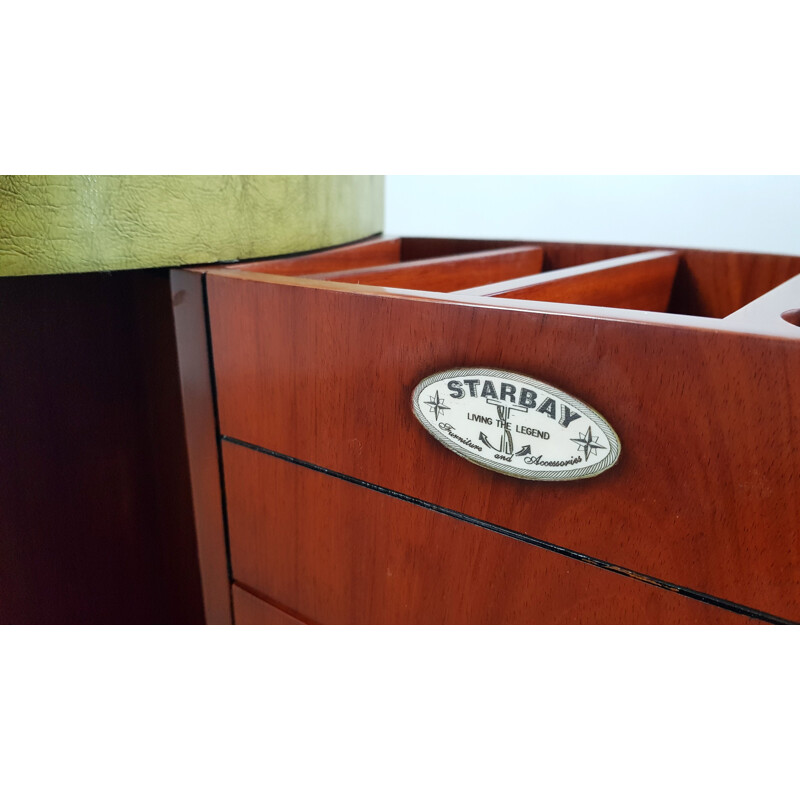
(170, 268, 233, 624)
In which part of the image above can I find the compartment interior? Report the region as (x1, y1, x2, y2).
(305, 246, 543, 292)
(666, 250, 800, 318)
(459, 251, 680, 313)
(226, 237, 800, 321)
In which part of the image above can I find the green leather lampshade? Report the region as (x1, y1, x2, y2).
(0, 175, 384, 277)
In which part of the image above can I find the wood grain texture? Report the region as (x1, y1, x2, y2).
(0, 271, 205, 624)
(459, 250, 679, 312)
(233, 237, 401, 276)
(400, 237, 530, 261)
(223, 443, 760, 624)
(668, 249, 800, 318)
(400, 239, 800, 317)
(307, 247, 543, 292)
(400, 238, 647, 271)
(206, 273, 800, 621)
(232, 584, 305, 624)
(233, 238, 800, 318)
(171, 270, 232, 624)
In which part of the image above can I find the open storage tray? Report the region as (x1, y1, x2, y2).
(172, 236, 800, 624)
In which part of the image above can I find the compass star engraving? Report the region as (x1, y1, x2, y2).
(424, 390, 450, 421)
(570, 426, 607, 461)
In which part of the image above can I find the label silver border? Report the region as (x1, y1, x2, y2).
(411, 367, 622, 481)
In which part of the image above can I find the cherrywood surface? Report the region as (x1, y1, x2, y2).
(400, 237, 530, 261)
(235, 237, 638, 279)
(228, 238, 800, 319)
(223, 443, 760, 624)
(171, 270, 232, 624)
(460, 250, 679, 312)
(400, 238, 647, 271)
(234, 237, 401, 276)
(0, 271, 205, 623)
(400, 239, 800, 317)
(232, 584, 306, 624)
(307, 247, 543, 292)
(668, 248, 800, 318)
(206, 272, 800, 621)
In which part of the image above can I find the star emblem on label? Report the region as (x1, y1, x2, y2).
(570, 426, 607, 461)
(423, 390, 450, 421)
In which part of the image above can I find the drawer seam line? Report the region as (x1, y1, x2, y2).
(220, 435, 793, 625)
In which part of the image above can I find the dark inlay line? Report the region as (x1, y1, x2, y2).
(201, 274, 236, 604)
(221, 436, 794, 625)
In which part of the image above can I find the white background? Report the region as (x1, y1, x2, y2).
(386, 175, 800, 255)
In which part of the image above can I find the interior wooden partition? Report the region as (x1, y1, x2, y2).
(173, 236, 800, 625)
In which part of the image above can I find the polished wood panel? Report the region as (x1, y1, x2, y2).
(233, 237, 401, 276)
(233, 237, 644, 279)
(460, 251, 679, 312)
(233, 237, 800, 318)
(171, 270, 232, 624)
(400, 240, 800, 316)
(400, 238, 647, 271)
(307, 247, 543, 292)
(206, 272, 800, 621)
(223, 443, 760, 624)
(232, 584, 305, 624)
(668, 249, 800, 317)
(400, 237, 529, 261)
(0, 271, 205, 623)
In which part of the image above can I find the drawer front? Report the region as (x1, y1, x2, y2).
(223, 441, 760, 625)
(232, 584, 305, 625)
(207, 274, 800, 622)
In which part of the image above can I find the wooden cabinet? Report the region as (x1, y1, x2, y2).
(173, 236, 800, 624)
(0, 270, 205, 624)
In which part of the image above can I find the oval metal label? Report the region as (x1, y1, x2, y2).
(412, 368, 621, 481)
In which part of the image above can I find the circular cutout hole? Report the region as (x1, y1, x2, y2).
(781, 309, 800, 327)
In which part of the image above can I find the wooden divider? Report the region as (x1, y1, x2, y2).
(725, 273, 800, 336)
(399, 238, 648, 269)
(235, 237, 402, 276)
(667, 248, 800, 318)
(457, 250, 679, 313)
(305, 246, 543, 292)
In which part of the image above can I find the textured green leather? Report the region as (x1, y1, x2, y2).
(0, 175, 384, 276)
